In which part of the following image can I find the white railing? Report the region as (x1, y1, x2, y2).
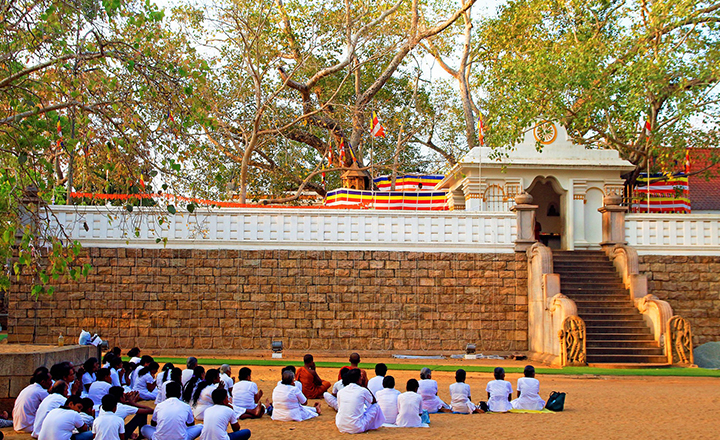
(625, 213, 720, 255)
(42, 205, 518, 252)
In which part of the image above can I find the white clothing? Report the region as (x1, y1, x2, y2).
(92, 413, 125, 440)
(110, 368, 121, 387)
(376, 388, 401, 424)
(335, 383, 385, 434)
(13, 382, 49, 432)
(37, 408, 85, 440)
(449, 382, 476, 414)
(193, 383, 219, 420)
(511, 377, 545, 411)
(155, 379, 179, 405)
(219, 373, 234, 394)
(182, 369, 195, 386)
(88, 381, 113, 406)
(129, 357, 141, 364)
(486, 379, 513, 412)
(231, 381, 259, 411)
(418, 379, 449, 412)
(150, 397, 197, 440)
(396, 391, 423, 428)
(79, 411, 94, 427)
(276, 379, 303, 394)
(130, 368, 141, 390)
(82, 372, 96, 389)
(100, 402, 138, 420)
(198, 405, 237, 440)
(134, 372, 158, 401)
(367, 376, 385, 395)
(323, 380, 345, 411)
(271, 383, 318, 422)
(32, 393, 67, 438)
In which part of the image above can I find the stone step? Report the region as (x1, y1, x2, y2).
(579, 312, 643, 320)
(586, 326, 654, 335)
(586, 354, 668, 363)
(577, 307, 639, 315)
(583, 318, 648, 327)
(587, 339, 661, 348)
(588, 347, 665, 356)
(585, 332, 656, 341)
(569, 294, 631, 301)
(586, 362, 671, 369)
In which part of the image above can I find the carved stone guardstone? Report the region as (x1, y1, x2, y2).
(667, 316, 694, 366)
(558, 316, 587, 367)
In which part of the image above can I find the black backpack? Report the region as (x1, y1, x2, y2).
(545, 391, 566, 411)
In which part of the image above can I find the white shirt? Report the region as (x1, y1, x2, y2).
(486, 379, 513, 412)
(418, 379, 446, 412)
(181, 369, 195, 386)
(271, 383, 317, 422)
(199, 405, 237, 440)
(512, 377, 545, 411)
(100, 402, 138, 419)
(32, 393, 67, 438)
(376, 388, 401, 424)
(134, 372, 155, 393)
(449, 382, 474, 414)
(38, 408, 85, 440)
(92, 413, 124, 440)
(109, 368, 121, 387)
(396, 391, 423, 427)
(152, 397, 195, 440)
(231, 381, 258, 410)
(13, 383, 49, 432)
(82, 372, 96, 388)
(367, 376, 384, 395)
(129, 357, 141, 364)
(155, 379, 178, 405)
(335, 383, 378, 434)
(219, 373, 234, 393)
(193, 383, 219, 420)
(88, 381, 112, 406)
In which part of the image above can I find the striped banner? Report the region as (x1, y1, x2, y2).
(325, 188, 448, 210)
(632, 173, 690, 213)
(373, 174, 445, 192)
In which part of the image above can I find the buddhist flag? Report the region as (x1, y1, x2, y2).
(339, 138, 346, 164)
(371, 111, 385, 138)
(477, 116, 485, 146)
(347, 141, 357, 164)
(642, 119, 651, 140)
(56, 120, 65, 150)
(685, 149, 690, 175)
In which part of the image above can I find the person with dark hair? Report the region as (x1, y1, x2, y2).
(277, 366, 302, 393)
(81, 357, 100, 392)
(37, 395, 92, 440)
(32, 380, 69, 438)
(511, 365, 545, 410)
(78, 397, 95, 428)
(104, 386, 152, 438)
(322, 368, 347, 412)
(198, 388, 250, 440)
(271, 370, 320, 422)
(367, 363, 387, 395)
(418, 367, 451, 413)
(102, 352, 115, 369)
(111, 347, 122, 358)
(127, 348, 141, 364)
(396, 379, 427, 428)
(156, 367, 182, 405)
(142, 381, 201, 440)
(50, 362, 82, 397)
(182, 366, 205, 403)
(13, 370, 52, 433)
(335, 368, 384, 434)
(231, 367, 265, 419)
(92, 395, 124, 440)
(89, 368, 113, 406)
(158, 363, 175, 388)
(296, 354, 331, 399)
(193, 369, 221, 420)
(337, 353, 368, 388)
(449, 369, 482, 414)
(130, 355, 154, 390)
(121, 362, 136, 389)
(376, 376, 400, 424)
(182, 357, 198, 386)
(134, 361, 159, 401)
(109, 357, 123, 387)
(486, 367, 513, 413)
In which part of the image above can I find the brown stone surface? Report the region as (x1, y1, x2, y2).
(7, 250, 529, 352)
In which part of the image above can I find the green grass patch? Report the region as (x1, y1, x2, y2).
(142, 356, 720, 378)
(0, 334, 7, 342)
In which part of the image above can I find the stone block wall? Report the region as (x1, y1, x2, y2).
(8, 249, 529, 352)
(640, 255, 720, 346)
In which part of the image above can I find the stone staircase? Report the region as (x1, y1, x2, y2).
(552, 250, 668, 366)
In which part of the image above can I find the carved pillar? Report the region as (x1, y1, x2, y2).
(598, 194, 627, 251)
(511, 192, 538, 252)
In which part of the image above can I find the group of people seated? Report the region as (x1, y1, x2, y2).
(3, 347, 547, 439)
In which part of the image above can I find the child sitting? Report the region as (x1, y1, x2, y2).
(375, 376, 400, 425)
(231, 367, 265, 419)
(396, 379, 429, 428)
(485, 367, 513, 413)
(449, 369, 483, 414)
(511, 365, 545, 410)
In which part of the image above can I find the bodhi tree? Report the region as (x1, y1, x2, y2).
(476, 0, 720, 185)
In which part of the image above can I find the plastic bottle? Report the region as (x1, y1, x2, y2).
(58, 334, 64, 347)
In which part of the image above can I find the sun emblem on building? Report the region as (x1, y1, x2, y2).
(533, 120, 557, 145)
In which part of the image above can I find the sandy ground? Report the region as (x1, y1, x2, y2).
(3, 356, 720, 440)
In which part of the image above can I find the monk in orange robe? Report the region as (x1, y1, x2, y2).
(337, 353, 368, 387)
(296, 354, 331, 399)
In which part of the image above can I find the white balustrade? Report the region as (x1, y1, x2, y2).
(625, 213, 720, 255)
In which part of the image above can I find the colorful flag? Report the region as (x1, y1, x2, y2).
(339, 139, 346, 164)
(684, 149, 691, 174)
(642, 120, 651, 140)
(347, 142, 357, 164)
(477, 116, 485, 146)
(371, 111, 385, 138)
(56, 120, 65, 150)
(632, 173, 690, 213)
(167, 110, 175, 124)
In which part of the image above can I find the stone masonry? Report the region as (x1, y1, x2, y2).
(8, 248, 529, 352)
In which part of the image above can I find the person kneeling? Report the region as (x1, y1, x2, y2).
(335, 368, 385, 434)
(199, 388, 251, 440)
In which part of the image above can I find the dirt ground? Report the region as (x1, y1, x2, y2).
(2, 357, 719, 440)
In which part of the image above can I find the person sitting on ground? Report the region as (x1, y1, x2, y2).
(81, 358, 100, 393)
(367, 363, 387, 395)
(193, 369, 222, 421)
(50, 362, 82, 397)
(155, 368, 182, 406)
(231, 367, 265, 419)
(102, 352, 115, 369)
(219, 365, 234, 395)
(376, 376, 401, 425)
(130, 355, 154, 390)
(418, 368, 451, 413)
(338, 353, 368, 388)
(121, 362, 135, 390)
(323, 368, 348, 411)
(109, 357, 123, 388)
(271, 370, 321, 422)
(157, 363, 175, 388)
(13, 369, 52, 433)
(88, 368, 113, 406)
(37, 395, 92, 440)
(134, 361, 160, 401)
(0, 410, 10, 429)
(335, 368, 385, 434)
(92, 395, 124, 440)
(511, 365, 545, 411)
(182, 357, 198, 386)
(296, 354, 331, 399)
(32, 380, 69, 438)
(486, 367, 513, 413)
(103, 386, 153, 439)
(127, 348, 142, 365)
(183, 366, 206, 404)
(198, 388, 251, 440)
(277, 366, 302, 393)
(396, 379, 429, 428)
(78, 397, 96, 427)
(449, 369, 483, 414)
(141, 381, 202, 440)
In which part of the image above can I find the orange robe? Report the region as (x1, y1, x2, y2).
(296, 366, 331, 399)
